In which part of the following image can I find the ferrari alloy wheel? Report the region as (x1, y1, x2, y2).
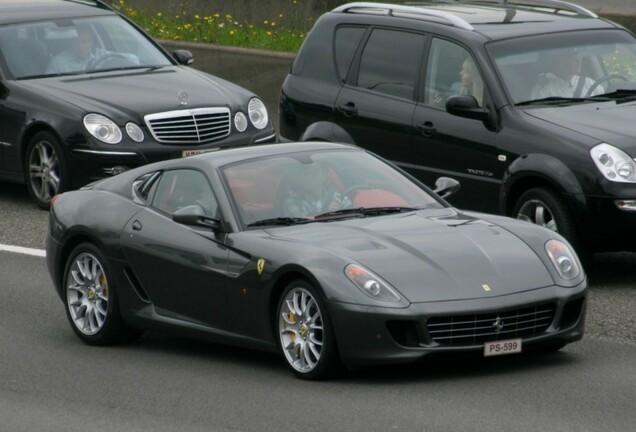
(25, 131, 70, 210)
(63, 243, 142, 345)
(66, 250, 109, 336)
(277, 280, 340, 380)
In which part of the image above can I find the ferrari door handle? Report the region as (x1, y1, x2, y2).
(336, 103, 358, 118)
(132, 220, 142, 231)
(417, 121, 436, 136)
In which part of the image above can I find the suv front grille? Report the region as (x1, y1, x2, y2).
(145, 107, 231, 145)
(426, 303, 556, 347)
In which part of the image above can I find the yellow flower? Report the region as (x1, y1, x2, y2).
(271, 22, 276, 27)
(157, 12, 162, 17)
(195, 15, 200, 19)
(213, 13, 220, 18)
(230, 30, 235, 35)
(264, 20, 269, 24)
(267, 31, 272, 36)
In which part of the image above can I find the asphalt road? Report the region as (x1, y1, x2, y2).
(1, 251, 635, 432)
(1, 182, 636, 431)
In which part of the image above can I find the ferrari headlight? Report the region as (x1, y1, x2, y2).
(248, 98, 268, 130)
(590, 143, 636, 182)
(545, 239, 580, 280)
(84, 114, 122, 144)
(344, 264, 401, 302)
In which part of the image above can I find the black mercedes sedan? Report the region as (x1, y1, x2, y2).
(0, 0, 275, 209)
(46, 141, 587, 380)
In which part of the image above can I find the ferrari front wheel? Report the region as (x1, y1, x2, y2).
(277, 280, 340, 380)
(63, 243, 142, 345)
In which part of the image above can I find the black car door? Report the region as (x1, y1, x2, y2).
(121, 169, 231, 329)
(410, 38, 502, 213)
(333, 28, 426, 162)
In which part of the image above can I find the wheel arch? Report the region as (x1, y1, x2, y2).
(300, 121, 355, 145)
(55, 233, 108, 298)
(20, 122, 66, 168)
(501, 153, 587, 218)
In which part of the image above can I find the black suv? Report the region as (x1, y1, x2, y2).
(279, 1, 636, 256)
(0, 0, 275, 208)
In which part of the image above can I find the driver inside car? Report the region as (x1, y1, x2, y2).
(282, 163, 351, 218)
(46, 24, 137, 74)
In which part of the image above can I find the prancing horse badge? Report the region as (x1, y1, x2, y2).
(257, 259, 266, 275)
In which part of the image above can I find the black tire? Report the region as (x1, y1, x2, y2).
(276, 279, 341, 380)
(62, 242, 143, 346)
(512, 187, 583, 252)
(25, 131, 71, 210)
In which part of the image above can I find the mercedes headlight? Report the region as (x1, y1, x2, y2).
(84, 114, 122, 144)
(545, 239, 580, 280)
(344, 264, 401, 302)
(248, 98, 268, 130)
(590, 143, 636, 183)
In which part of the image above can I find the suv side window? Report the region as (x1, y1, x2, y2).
(334, 26, 366, 82)
(424, 38, 484, 107)
(356, 28, 426, 100)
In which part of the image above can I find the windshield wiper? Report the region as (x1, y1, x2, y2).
(314, 206, 417, 220)
(595, 89, 636, 101)
(516, 96, 610, 106)
(247, 217, 310, 227)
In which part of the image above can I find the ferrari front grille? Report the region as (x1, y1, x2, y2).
(145, 107, 231, 144)
(426, 303, 556, 347)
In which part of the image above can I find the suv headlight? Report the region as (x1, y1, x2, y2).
(84, 114, 122, 144)
(590, 143, 636, 182)
(545, 239, 580, 280)
(344, 264, 402, 302)
(248, 98, 269, 130)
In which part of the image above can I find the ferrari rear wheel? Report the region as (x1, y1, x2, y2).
(277, 280, 340, 380)
(63, 243, 142, 345)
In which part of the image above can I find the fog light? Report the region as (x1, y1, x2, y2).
(615, 200, 636, 211)
(103, 166, 130, 176)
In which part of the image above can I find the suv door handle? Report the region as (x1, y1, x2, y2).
(417, 121, 436, 136)
(336, 103, 358, 118)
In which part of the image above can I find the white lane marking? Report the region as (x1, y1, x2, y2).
(0, 244, 46, 257)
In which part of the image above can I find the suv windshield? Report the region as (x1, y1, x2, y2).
(0, 16, 172, 79)
(487, 29, 636, 105)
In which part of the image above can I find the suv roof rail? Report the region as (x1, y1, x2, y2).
(422, 0, 597, 18)
(333, 2, 475, 30)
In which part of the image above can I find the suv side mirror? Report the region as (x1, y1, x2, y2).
(173, 49, 195, 65)
(446, 95, 488, 121)
(434, 177, 460, 199)
(172, 205, 220, 230)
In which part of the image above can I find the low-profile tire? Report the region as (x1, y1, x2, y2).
(62, 242, 143, 346)
(276, 279, 341, 380)
(513, 187, 583, 252)
(25, 131, 71, 210)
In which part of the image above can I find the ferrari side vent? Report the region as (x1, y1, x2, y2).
(124, 267, 150, 303)
(426, 303, 556, 347)
(145, 107, 231, 145)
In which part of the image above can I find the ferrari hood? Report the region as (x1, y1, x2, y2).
(272, 212, 554, 303)
(25, 67, 249, 121)
(525, 103, 636, 152)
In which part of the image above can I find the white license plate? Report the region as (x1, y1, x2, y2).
(484, 338, 522, 357)
(182, 148, 219, 158)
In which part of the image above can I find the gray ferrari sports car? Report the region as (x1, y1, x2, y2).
(46, 142, 587, 379)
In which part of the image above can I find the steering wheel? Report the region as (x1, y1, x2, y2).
(90, 53, 136, 70)
(585, 73, 629, 97)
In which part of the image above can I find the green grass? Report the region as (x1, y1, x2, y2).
(113, 0, 308, 52)
(112, 1, 636, 54)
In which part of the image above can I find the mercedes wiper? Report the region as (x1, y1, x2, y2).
(516, 96, 610, 106)
(247, 217, 310, 227)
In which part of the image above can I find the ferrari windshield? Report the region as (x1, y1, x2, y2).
(488, 30, 636, 105)
(221, 148, 444, 227)
(0, 16, 172, 79)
